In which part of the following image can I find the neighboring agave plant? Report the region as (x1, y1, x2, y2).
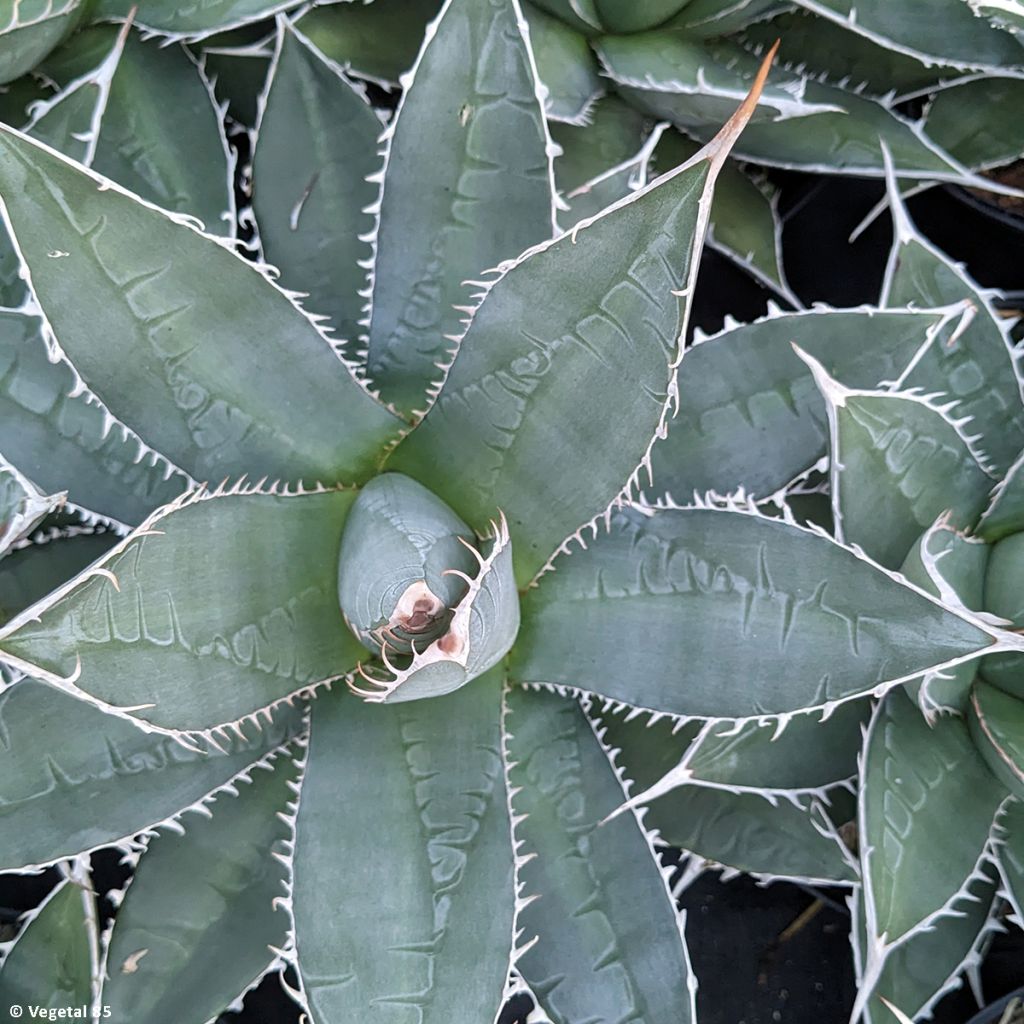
(0, 2, 1023, 1024)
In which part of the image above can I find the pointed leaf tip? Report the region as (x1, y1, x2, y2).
(708, 38, 779, 165)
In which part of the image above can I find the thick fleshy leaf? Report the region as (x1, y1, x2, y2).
(337, 473, 476, 656)
(859, 688, 1004, 969)
(595, 0, 691, 32)
(852, 865, 999, 1024)
(0, 488, 363, 735)
(510, 506, 997, 720)
(802, 355, 994, 570)
(292, 672, 513, 1024)
(601, 708, 856, 881)
(601, 698, 864, 795)
(0, 870, 96, 1015)
(898, 521, 987, 716)
(365, 0, 555, 413)
(603, 35, 999, 180)
(880, 167, 1024, 476)
(294, 0, 440, 87)
(595, 32, 840, 129)
(0, 678, 301, 870)
(924, 76, 1024, 171)
(351, 515, 519, 703)
(997, 798, 1024, 920)
(390, 64, 776, 582)
(740, 10, 949, 97)
(0, 310, 190, 530)
(550, 94, 648, 224)
(684, 701, 866, 792)
(523, 4, 602, 124)
(92, 0, 304, 40)
(655, 130, 795, 302)
(653, 783, 856, 883)
(89, 30, 235, 236)
(667, 0, 786, 38)
(528, 0, 604, 35)
(22, 25, 126, 166)
(0, 530, 116, 624)
(789, 0, 1024, 69)
(979, 449, 1024, 541)
(971, 0, 1024, 37)
(101, 752, 297, 1024)
(506, 686, 697, 1023)
(649, 308, 951, 501)
(970, 678, 1024, 798)
(0, 454, 63, 554)
(980, 531, 1024, 695)
(252, 21, 382, 346)
(0, 124, 400, 486)
(0, 1, 81, 85)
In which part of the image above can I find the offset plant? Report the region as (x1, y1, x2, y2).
(0, 2, 1023, 1023)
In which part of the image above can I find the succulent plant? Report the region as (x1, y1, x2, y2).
(1, 2, 1024, 1023)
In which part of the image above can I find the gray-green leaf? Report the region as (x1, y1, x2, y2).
(898, 521, 987, 716)
(252, 20, 382, 348)
(506, 686, 697, 1023)
(0, 678, 301, 870)
(0, 309, 190, 530)
(510, 506, 996, 719)
(881, 167, 1024, 477)
(0, 867, 96, 1015)
(389, 108, 748, 583)
(101, 750, 298, 1024)
(292, 672, 513, 1024)
(365, 0, 555, 414)
(0, 488, 363, 735)
(0, 124, 400, 486)
(0, 453, 63, 555)
(650, 307, 953, 501)
(859, 688, 1004, 967)
(800, 352, 994, 570)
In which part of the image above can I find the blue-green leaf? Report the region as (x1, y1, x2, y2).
(292, 672, 513, 1024)
(0, 123, 401, 486)
(252, 19, 382, 348)
(0, 488, 363, 735)
(506, 686, 697, 1023)
(511, 505, 996, 720)
(365, 0, 556, 414)
(101, 749, 298, 1024)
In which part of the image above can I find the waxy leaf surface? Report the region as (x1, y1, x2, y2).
(0, 875, 95, 1015)
(507, 687, 697, 1023)
(898, 525, 987, 716)
(253, 23, 382, 347)
(101, 753, 297, 1024)
(511, 507, 995, 719)
(392, 145, 715, 583)
(860, 688, 1004, 951)
(0, 126, 399, 487)
(365, 0, 554, 413)
(650, 309, 948, 501)
(293, 673, 513, 1024)
(0, 310, 189, 530)
(0, 490, 362, 734)
(882, 186, 1024, 477)
(822, 384, 992, 569)
(0, 679, 301, 869)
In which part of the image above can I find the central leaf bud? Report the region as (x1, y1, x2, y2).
(337, 473, 479, 657)
(339, 473, 519, 704)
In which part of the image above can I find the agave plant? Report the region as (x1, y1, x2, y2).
(1, 2, 1024, 1023)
